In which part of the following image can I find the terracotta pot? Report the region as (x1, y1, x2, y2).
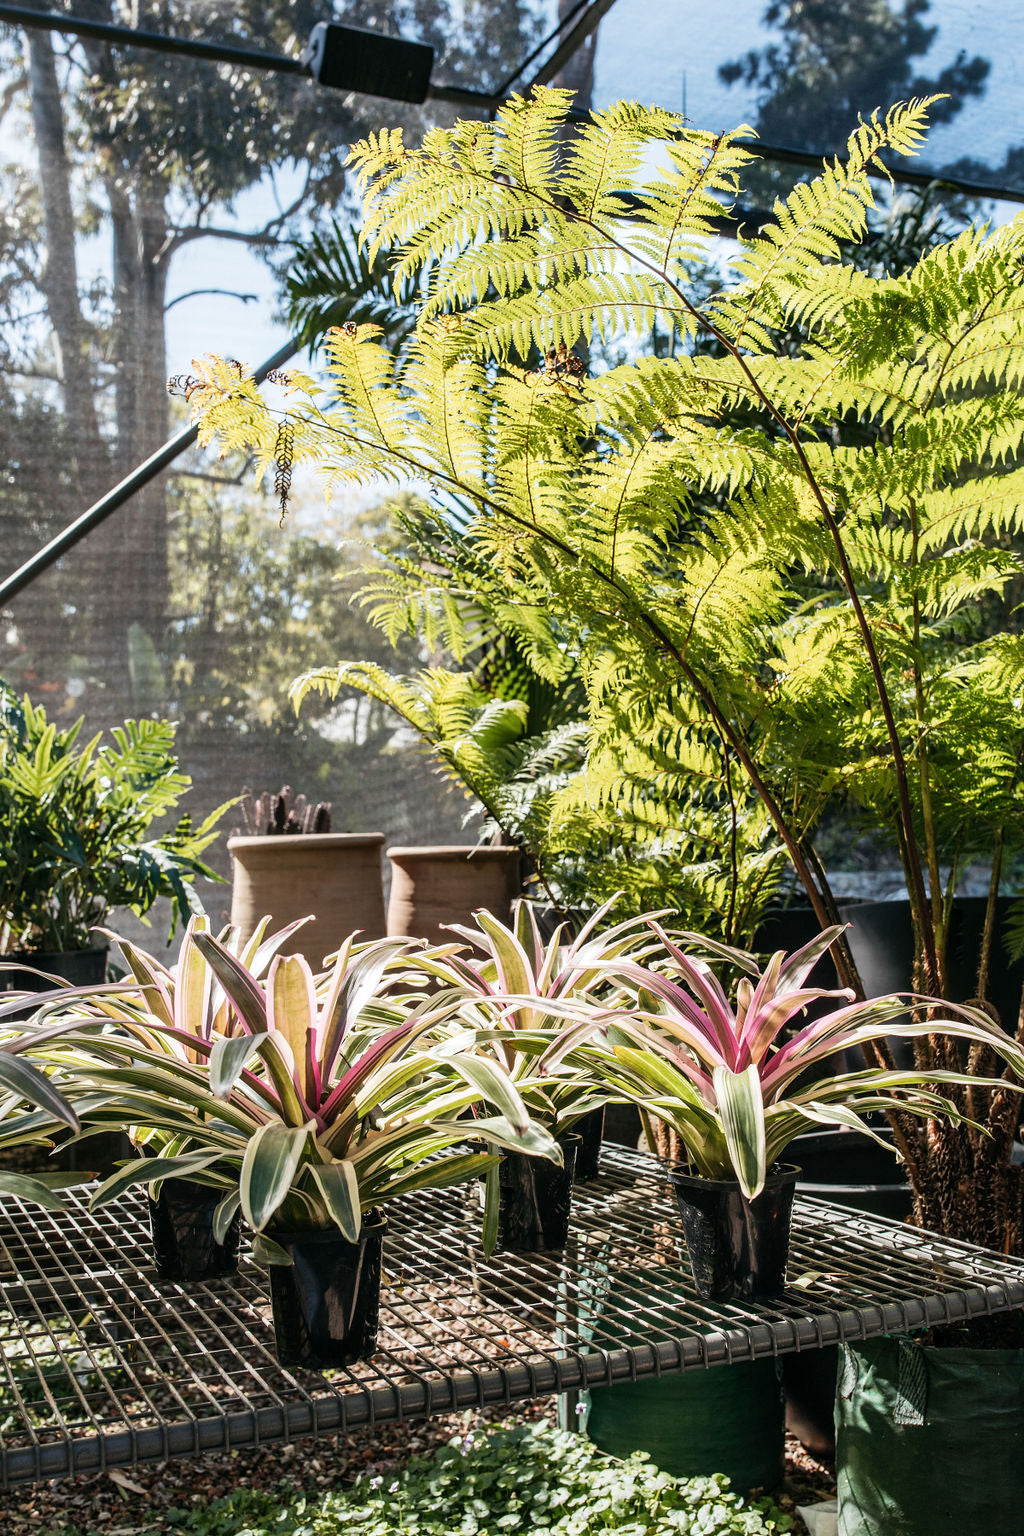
(228, 833, 386, 966)
(385, 845, 523, 940)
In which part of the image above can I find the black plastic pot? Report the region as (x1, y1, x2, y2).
(573, 1107, 605, 1182)
(603, 1103, 642, 1148)
(268, 1217, 386, 1368)
(670, 1164, 798, 1301)
(149, 1178, 241, 1282)
(0, 944, 125, 1175)
(496, 1134, 579, 1253)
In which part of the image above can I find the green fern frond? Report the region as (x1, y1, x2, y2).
(195, 87, 1024, 973)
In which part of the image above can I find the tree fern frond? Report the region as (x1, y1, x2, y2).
(714, 98, 940, 349)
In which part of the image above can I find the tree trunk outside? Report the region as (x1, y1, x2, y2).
(22, 14, 106, 498)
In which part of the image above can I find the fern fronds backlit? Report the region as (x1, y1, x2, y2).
(192, 87, 1024, 1008)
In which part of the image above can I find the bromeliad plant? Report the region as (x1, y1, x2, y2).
(20, 925, 559, 1254)
(0, 989, 85, 1210)
(90, 912, 332, 1072)
(414, 898, 659, 1136)
(543, 923, 1024, 1200)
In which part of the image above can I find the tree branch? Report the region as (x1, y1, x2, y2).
(165, 288, 258, 311)
(167, 226, 286, 252)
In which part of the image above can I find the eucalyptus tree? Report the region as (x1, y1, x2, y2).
(0, 0, 539, 706)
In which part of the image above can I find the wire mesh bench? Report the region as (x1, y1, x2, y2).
(0, 1144, 1022, 1485)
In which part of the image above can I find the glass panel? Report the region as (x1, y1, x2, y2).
(3, 0, 1022, 953)
(0, 8, 550, 946)
(590, 0, 1024, 196)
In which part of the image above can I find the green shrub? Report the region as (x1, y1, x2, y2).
(50, 1422, 794, 1536)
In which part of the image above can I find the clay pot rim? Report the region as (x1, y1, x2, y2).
(386, 844, 521, 861)
(228, 832, 385, 851)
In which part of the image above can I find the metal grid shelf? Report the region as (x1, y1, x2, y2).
(0, 1144, 1022, 1485)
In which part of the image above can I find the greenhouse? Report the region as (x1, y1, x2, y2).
(2, 3, 1024, 1533)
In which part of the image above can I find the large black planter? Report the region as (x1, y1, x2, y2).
(149, 1178, 241, 1282)
(573, 1107, 605, 1182)
(839, 896, 1024, 1046)
(670, 1164, 798, 1301)
(755, 906, 841, 986)
(495, 1135, 579, 1254)
(268, 1217, 386, 1368)
(794, 1127, 911, 1221)
(755, 905, 852, 1081)
(0, 944, 108, 1008)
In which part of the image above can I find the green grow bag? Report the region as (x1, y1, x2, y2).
(586, 1357, 785, 1495)
(836, 1336, 1024, 1534)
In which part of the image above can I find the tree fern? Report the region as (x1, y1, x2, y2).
(191, 87, 1024, 1252)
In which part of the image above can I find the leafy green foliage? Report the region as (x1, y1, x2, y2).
(285, 219, 426, 351)
(45, 1421, 795, 1535)
(300, 494, 781, 932)
(0, 685, 225, 951)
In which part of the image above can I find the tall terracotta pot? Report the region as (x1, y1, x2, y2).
(228, 833, 386, 966)
(385, 845, 523, 940)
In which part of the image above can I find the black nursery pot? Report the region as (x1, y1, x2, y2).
(574, 1107, 605, 1182)
(670, 1165, 799, 1301)
(0, 944, 109, 1024)
(268, 1216, 387, 1368)
(149, 1178, 241, 1282)
(496, 1134, 580, 1254)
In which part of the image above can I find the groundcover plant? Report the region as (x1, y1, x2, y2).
(45, 1421, 794, 1535)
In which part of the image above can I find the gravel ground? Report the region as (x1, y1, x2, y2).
(0, 1407, 834, 1536)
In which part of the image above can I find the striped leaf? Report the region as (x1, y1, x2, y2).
(308, 1158, 362, 1242)
(0, 1051, 79, 1131)
(213, 1189, 242, 1244)
(713, 1063, 766, 1199)
(240, 1122, 310, 1231)
(209, 1032, 266, 1098)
